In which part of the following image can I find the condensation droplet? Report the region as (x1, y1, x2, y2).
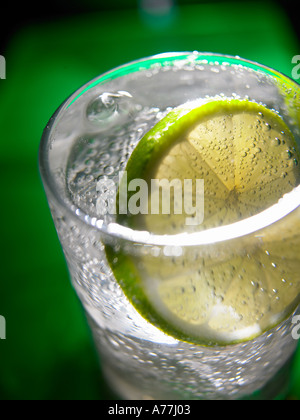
(86, 91, 138, 127)
(87, 92, 119, 122)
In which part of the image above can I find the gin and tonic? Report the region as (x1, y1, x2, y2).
(39, 53, 300, 399)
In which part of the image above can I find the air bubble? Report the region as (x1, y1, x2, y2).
(104, 166, 115, 176)
(271, 262, 277, 268)
(272, 137, 281, 146)
(263, 122, 271, 131)
(282, 150, 293, 160)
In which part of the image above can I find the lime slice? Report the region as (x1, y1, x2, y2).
(106, 98, 300, 345)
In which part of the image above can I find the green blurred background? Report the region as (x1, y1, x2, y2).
(0, 0, 300, 400)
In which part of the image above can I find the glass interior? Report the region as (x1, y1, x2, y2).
(39, 52, 300, 247)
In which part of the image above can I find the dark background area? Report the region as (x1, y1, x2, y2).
(0, 0, 299, 52)
(0, 0, 299, 400)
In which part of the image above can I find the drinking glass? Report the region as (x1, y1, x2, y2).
(39, 52, 300, 400)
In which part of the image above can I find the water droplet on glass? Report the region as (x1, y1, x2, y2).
(86, 91, 139, 127)
(87, 92, 119, 121)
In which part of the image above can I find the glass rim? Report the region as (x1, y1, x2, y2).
(39, 51, 300, 247)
